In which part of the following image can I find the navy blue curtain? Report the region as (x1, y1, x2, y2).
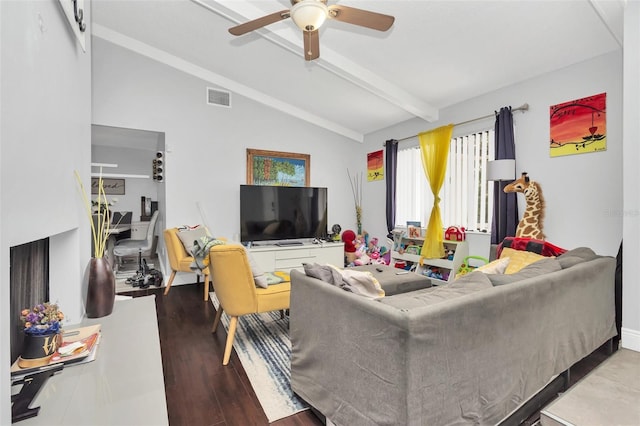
(385, 139, 398, 238)
(491, 107, 518, 244)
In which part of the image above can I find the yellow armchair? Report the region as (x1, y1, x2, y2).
(208, 244, 291, 365)
(163, 227, 211, 301)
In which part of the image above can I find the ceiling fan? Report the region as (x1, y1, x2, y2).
(228, 0, 395, 61)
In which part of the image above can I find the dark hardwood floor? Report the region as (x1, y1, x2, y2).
(121, 283, 322, 426)
(121, 283, 612, 426)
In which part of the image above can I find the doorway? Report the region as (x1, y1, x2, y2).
(91, 124, 167, 289)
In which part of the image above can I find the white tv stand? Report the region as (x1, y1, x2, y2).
(248, 242, 344, 273)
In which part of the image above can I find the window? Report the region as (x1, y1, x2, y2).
(396, 130, 495, 231)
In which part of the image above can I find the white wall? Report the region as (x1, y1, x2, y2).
(622, 1, 640, 351)
(363, 51, 623, 258)
(0, 1, 92, 423)
(91, 37, 363, 284)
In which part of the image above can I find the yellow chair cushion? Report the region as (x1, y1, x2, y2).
(499, 247, 549, 274)
(255, 282, 291, 312)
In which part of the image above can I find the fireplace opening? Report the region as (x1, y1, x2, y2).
(10, 238, 50, 364)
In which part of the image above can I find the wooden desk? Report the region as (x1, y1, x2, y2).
(15, 296, 168, 425)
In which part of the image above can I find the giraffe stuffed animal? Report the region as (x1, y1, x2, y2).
(503, 172, 546, 240)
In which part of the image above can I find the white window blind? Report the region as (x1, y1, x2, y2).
(396, 130, 495, 231)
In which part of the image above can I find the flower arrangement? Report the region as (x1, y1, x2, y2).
(20, 302, 64, 335)
(75, 170, 111, 258)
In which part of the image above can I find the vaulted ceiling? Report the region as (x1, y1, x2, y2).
(91, 0, 624, 143)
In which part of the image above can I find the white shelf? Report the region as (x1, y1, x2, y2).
(391, 228, 468, 284)
(91, 172, 150, 179)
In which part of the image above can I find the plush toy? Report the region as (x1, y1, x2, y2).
(342, 230, 357, 265)
(503, 172, 546, 240)
(379, 246, 391, 265)
(367, 237, 380, 258)
(352, 235, 371, 266)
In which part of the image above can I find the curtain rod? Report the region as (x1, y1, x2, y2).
(391, 103, 529, 143)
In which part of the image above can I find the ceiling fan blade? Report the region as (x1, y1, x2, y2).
(228, 10, 291, 36)
(303, 29, 320, 61)
(327, 5, 394, 31)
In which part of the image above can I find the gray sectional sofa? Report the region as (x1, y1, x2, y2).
(289, 248, 617, 426)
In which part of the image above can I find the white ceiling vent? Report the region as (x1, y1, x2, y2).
(207, 87, 231, 108)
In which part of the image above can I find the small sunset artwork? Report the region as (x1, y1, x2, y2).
(367, 150, 384, 181)
(549, 92, 606, 157)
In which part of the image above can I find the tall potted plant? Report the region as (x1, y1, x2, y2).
(75, 170, 116, 318)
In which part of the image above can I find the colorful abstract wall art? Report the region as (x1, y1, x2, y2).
(550, 92, 606, 157)
(367, 150, 384, 181)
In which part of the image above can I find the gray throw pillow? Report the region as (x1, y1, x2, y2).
(488, 257, 562, 286)
(303, 263, 343, 286)
(224, 239, 269, 289)
(448, 271, 493, 289)
(177, 227, 209, 255)
(246, 250, 268, 288)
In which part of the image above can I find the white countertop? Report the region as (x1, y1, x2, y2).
(14, 296, 168, 425)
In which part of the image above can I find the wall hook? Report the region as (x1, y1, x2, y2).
(72, 0, 86, 32)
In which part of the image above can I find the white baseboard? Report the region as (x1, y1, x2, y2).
(621, 327, 640, 352)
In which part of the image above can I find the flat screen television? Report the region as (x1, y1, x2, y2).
(240, 185, 328, 243)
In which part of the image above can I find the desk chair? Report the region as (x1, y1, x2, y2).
(208, 244, 291, 365)
(163, 227, 212, 301)
(111, 211, 132, 225)
(113, 210, 159, 270)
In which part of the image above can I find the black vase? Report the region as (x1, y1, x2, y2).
(85, 257, 115, 318)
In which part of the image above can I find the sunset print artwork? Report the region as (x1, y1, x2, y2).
(367, 150, 384, 181)
(550, 93, 606, 157)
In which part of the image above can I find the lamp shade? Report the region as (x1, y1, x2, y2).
(486, 159, 516, 181)
(290, 0, 328, 31)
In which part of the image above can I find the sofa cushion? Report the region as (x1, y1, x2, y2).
(476, 257, 510, 274)
(557, 256, 584, 269)
(449, 270, 494, 288)
(500, 247, 549, 274)
(379, 272, 492, 310)
(487, 257, 562, 286)
(557, 247, 598, 263)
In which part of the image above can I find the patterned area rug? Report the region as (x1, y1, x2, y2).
(209, 293, 309, 422)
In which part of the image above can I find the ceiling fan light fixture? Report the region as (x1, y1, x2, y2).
(290, 0, 328, 32)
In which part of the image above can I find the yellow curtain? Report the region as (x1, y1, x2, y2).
(418, 124, 454, 259)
